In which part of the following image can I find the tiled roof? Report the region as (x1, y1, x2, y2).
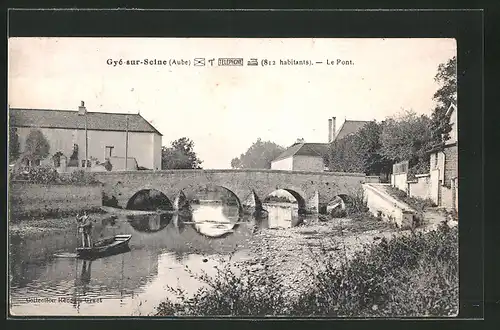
(272, 142, 329, 162)
(334, 120, 371, 141)
(8, 108, 162, 136)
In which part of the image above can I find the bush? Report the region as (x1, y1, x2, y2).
(292, 225, 458, 316)
(102, 192, 119, 208)
(104, 159, 113, 171)
(155, 225, 458, 317)
(9, 165, 59, 183)
(9, 167, 100, 185)
(156, 259, 290, 316)
(62, 170, 100, 184)
(386, 186, 436, 213)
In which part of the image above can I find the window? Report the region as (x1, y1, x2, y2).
(105, 146, 114, 158)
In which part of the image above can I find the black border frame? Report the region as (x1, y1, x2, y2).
(4, 7, 485, 328)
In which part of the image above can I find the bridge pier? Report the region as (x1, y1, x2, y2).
(305, 191, 319, 214)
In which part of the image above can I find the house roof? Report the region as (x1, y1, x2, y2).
(334, 120, 372, 141)
(8, 108, 163, 136)
(272, 142, 329, 162)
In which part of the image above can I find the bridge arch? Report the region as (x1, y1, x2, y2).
(126, 188, 173, 211)
(177, 183, 243, 211)
(261, 187, 308, 213)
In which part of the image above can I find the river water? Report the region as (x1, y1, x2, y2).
(9, 203, 314, 316)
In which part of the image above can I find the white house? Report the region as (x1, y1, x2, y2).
(271, 142, 329, 171)
(9, 102, 163, 171)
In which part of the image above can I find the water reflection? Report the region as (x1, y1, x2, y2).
(262, 203, 305, 229)
(193, 222, 238, 238)
(9, 202, 313, 316)
(127, 213, 173, 233)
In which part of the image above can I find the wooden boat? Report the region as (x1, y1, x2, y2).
(100, 206, 174, 216)
(76, 234, 132, 259)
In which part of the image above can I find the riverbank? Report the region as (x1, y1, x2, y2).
(9, 213, 113, 239)
(238, 208, 450, 298)
(155, 208, 457, 316)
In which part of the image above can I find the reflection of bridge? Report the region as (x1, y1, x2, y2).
(95, 169, 369, 213)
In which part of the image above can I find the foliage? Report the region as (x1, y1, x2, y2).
(430, 56, 457, 144)
(230, 138, 285, 169)
(328, 134, 364, 173)
(162, 137, 203, 170)
(155, 225, 458, 316)
(63, 170, 101, 184)
(292, 225, 458, 316)
(385, 186, 436, 213)
(328, 121, 391, 176)
(408, 161, 430, 179)
(52, 151, 64, 167)
(9, 127, 20, 162)
(102, 192, 119, 208)
(156, 258, 290, 316)
(10, 165, 59, 184)
(380, 111, 433, 170)
(22, 129, 50, 162)
(9, 166, 100, 185)
(264, 195, 297, 204)
(104, 159, 113, 171)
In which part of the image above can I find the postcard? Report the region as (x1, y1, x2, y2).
(8, 37, 458, 317)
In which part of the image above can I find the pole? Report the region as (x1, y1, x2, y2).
(125, 115, 129, 170)
(85, 112, 88, 171)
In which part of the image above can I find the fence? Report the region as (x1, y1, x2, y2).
(391, 161, 409, 193)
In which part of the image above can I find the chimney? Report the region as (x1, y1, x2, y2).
(328, 117, 336, 143)
(78, 101, 87, 115)
(328, 118, 333, 143)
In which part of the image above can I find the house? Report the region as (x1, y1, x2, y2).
(9, 102, 163, 171)
(397, 102, 458, 211)
(427, 102, 458, 210)
(331, 118, 372, 142)
(271, 141, 329, 171)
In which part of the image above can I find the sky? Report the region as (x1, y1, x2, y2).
(8, 38, 456, 169)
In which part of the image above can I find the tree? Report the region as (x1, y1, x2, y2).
(430, 56, 457, 144)
(327, 121, 392, 176)
(328, 134, 364, 173)
(230, 138, 285, 169)
(23, 129, 50, 163)
(162, 137, 203, 169)
(380, 110, 433, 173)
(9, 127, 20, 162)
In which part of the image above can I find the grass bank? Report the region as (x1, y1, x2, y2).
(9, 212, 112, 239)
(155, 222, 458, 317)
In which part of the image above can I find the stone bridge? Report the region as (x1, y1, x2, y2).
(94, 169, 372, 213)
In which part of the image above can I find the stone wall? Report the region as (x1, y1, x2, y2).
(408, 174, 432, 200)
(391, 173, 408, 193)
(443, 144, 458, 187)
(94, 169, 367, 213)
(9, 182, 102, 218)
(362, 183, 415, 229)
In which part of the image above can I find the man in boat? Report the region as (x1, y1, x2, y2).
(77, 211, 94, 247)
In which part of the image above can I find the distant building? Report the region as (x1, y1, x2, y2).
(271, 142, 329, 171)
(9, 102, 162, 171)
